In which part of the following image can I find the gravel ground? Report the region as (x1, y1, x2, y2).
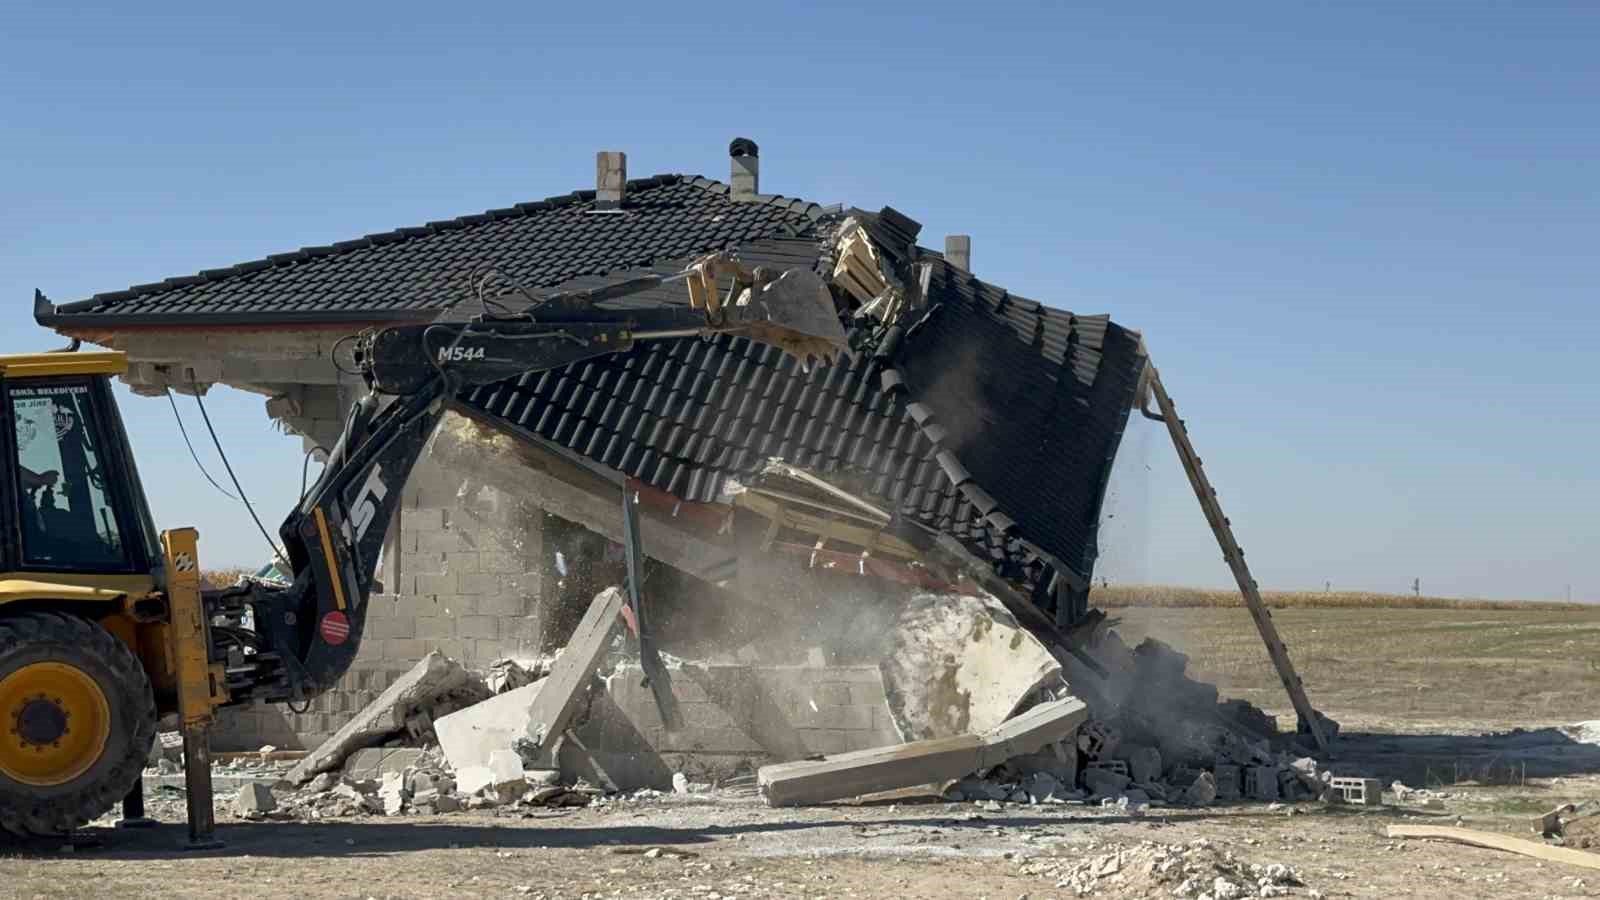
(4, 769, 1600, 899)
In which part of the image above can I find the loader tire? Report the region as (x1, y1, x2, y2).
(0, 612, 156, 839)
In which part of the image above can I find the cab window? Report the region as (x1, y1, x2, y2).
(10, 380, 131, 569)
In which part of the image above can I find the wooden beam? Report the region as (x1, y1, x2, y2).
(1388, 825, 1600, 872)
(1146, 364, 1328, 751)
(734, 492, 919, 559)
(759, 461, 893, 523)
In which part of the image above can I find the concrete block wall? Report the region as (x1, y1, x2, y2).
(579, 663, 904, 787)
(214, 419, 552, 751)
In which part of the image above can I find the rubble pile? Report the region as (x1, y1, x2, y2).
(276, 748, 601, 819)
(1019, 839, 1310, 898)
(1065, 631, 1336, 809)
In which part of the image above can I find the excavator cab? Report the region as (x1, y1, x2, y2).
(0, 351, 171, 840)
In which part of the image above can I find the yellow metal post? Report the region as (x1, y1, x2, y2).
(160, 528, 228, 849)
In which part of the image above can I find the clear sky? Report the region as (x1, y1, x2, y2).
(2, 2, 1595, 600)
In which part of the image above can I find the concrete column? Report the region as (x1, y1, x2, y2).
(729, 137, 759, 201)
(944, 235, 971, 273)
(595, 151, 626, 210)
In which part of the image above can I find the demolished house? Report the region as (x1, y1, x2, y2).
(38, 140, 1319, 805)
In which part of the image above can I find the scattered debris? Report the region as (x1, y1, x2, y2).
(286, 652, 490, 784)
(1019, 839, 1305, 897)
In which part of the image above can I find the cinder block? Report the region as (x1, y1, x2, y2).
(478, 551, 523, 574)
(469, 638, 511, 663)
(811, 684, 852, 707)
(427, 639, 469, 662)
(457, 615, 500, 640)
(476, 592, 530, 617)
(412, 573, 457, 595)
(415, 531, 466, 555)
(382, 639, 427, 661)
(500, 572, 540, 593)
(388, 591, 443, 619)
(1244, 766, 1281, 801)
(403, 507, 447, 531)
(677, 701, 744, 732)
(786, 703, 876, 732)
(414, 616, 456, 640)
(456, 572, 502, 595)
(1329, 777, 1382, 806)
(658, 727, 763, 755)
(443, 550, 481, 574)
(400, 550, 446, 575)
(363, 615, 416, 640)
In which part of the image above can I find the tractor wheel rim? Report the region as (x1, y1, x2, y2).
(0, 662, 112, 786)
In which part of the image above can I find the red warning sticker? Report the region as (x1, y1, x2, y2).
(320, 611, 351, 646)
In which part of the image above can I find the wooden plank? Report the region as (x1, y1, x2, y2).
(758, 697, 1088, 807)
(762, 462, 894, 522)
(520, 586, 627, 765)
(1146, 365, 1328, 751)
(734, 492, 920, 559)
(1388, 825, 1600, 872)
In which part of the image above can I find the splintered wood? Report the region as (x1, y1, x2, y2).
(831, 226, 888, 305)
(757, 696, 1088, 807)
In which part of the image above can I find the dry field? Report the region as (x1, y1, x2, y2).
(1112, 603, 1600, 733)
(1096, 584, 1588, 612)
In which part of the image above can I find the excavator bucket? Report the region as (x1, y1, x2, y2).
(723, 269, 850, 368)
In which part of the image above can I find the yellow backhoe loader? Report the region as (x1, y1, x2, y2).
(0, 254, 847, 846)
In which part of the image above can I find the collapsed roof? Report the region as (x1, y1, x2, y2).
(36, 149, 1146, 624)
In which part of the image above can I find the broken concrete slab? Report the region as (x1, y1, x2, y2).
(1083, 767, 1132, 797)
(342, 747, 429, 782)
(879, 592, 1062, 741)
(234, 782, 276, 817)
(515, 586, 626, 766)
(455, 765, 495, 797)
(1126, 745, 1162, 784)
(1185, 771, 1218, 805)
(758, 696, 1088, 807)
(436, 679, 546, 773)
(378, 772, 407, 816)
(488, 749, 527, 794)
(287, 651, 488, 784)
(760, 734, 984, 808)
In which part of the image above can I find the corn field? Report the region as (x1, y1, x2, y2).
(1093, 583, 1586, 611)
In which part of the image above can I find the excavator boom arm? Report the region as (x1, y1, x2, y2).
(219, 256, 847, 705)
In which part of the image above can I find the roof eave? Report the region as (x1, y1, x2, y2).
(33, 289, 439, 331)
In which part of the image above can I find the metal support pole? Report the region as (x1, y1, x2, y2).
(116, 779, 158, 829)
(180, 724, 223, 849)
(1144, 364, 1330, 752)
(621, 485, 680, 730)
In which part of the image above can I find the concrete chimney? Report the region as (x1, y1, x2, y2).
(729, 137, 759, 201)
(945, 235, 971, 272)
(596, 150, 626, 210)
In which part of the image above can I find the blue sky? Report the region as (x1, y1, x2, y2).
(2, 3, 1595, 600)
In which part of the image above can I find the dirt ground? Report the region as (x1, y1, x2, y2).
(5, 604, 1600, 899)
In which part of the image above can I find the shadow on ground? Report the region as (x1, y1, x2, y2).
(4, 807, 1239, 861)
(1331, 727, 1600, 787)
